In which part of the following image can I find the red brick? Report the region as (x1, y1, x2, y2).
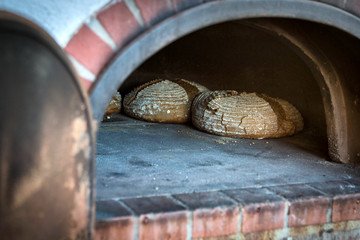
(193, 207, 239, 238)
(94, 217, 134, 240)
(288, 197, 330, 227)
(241, 201, 287, 233)
(78, 77, 93, 91)
(332, 193, 360, 222)
(65, 25, 113, 76)
(139, 211, 187, 240)
(97, 2, 140, 48)
(135, 0, 174, 25)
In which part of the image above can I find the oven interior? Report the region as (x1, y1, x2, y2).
(96, 18, 360, 201)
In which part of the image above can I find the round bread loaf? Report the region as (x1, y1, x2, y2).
(271, 97, 304, 133)
(191, 90, 303, 139)
(104, 92, 122, 116)
(123, 79, 208, 123)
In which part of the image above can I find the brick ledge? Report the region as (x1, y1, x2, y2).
(94, 179, 360, 240)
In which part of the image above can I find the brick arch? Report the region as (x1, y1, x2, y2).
(64, 0, 360, 91)
(65, 0, 181, 90)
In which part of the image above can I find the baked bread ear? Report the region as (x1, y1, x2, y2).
(191, 90, 303, 139)
(123, 79, 208, 123)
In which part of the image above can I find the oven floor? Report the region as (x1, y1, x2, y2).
(96, 114, 359, 200)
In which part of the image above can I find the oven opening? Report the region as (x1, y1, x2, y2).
(96, 18, 360, 202)
(97, 19, 360, 202)
(93, 17, 360, 240)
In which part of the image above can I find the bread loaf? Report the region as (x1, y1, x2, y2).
(123, 79, 208, 123)
(104, 92, 122, 116)
(191, 90, 303, 139)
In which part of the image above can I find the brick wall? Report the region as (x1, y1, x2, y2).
(94, 179, 360, 239)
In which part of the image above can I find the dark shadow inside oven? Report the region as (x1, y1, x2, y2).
(96, 19, 360, 201)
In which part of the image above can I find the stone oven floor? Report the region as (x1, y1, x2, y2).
(96, 115, 359, 201)
(95, 115, 360, 239)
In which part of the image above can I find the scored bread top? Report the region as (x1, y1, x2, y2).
(123, 79, 208, 123)
(191, 90, 303, 139)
